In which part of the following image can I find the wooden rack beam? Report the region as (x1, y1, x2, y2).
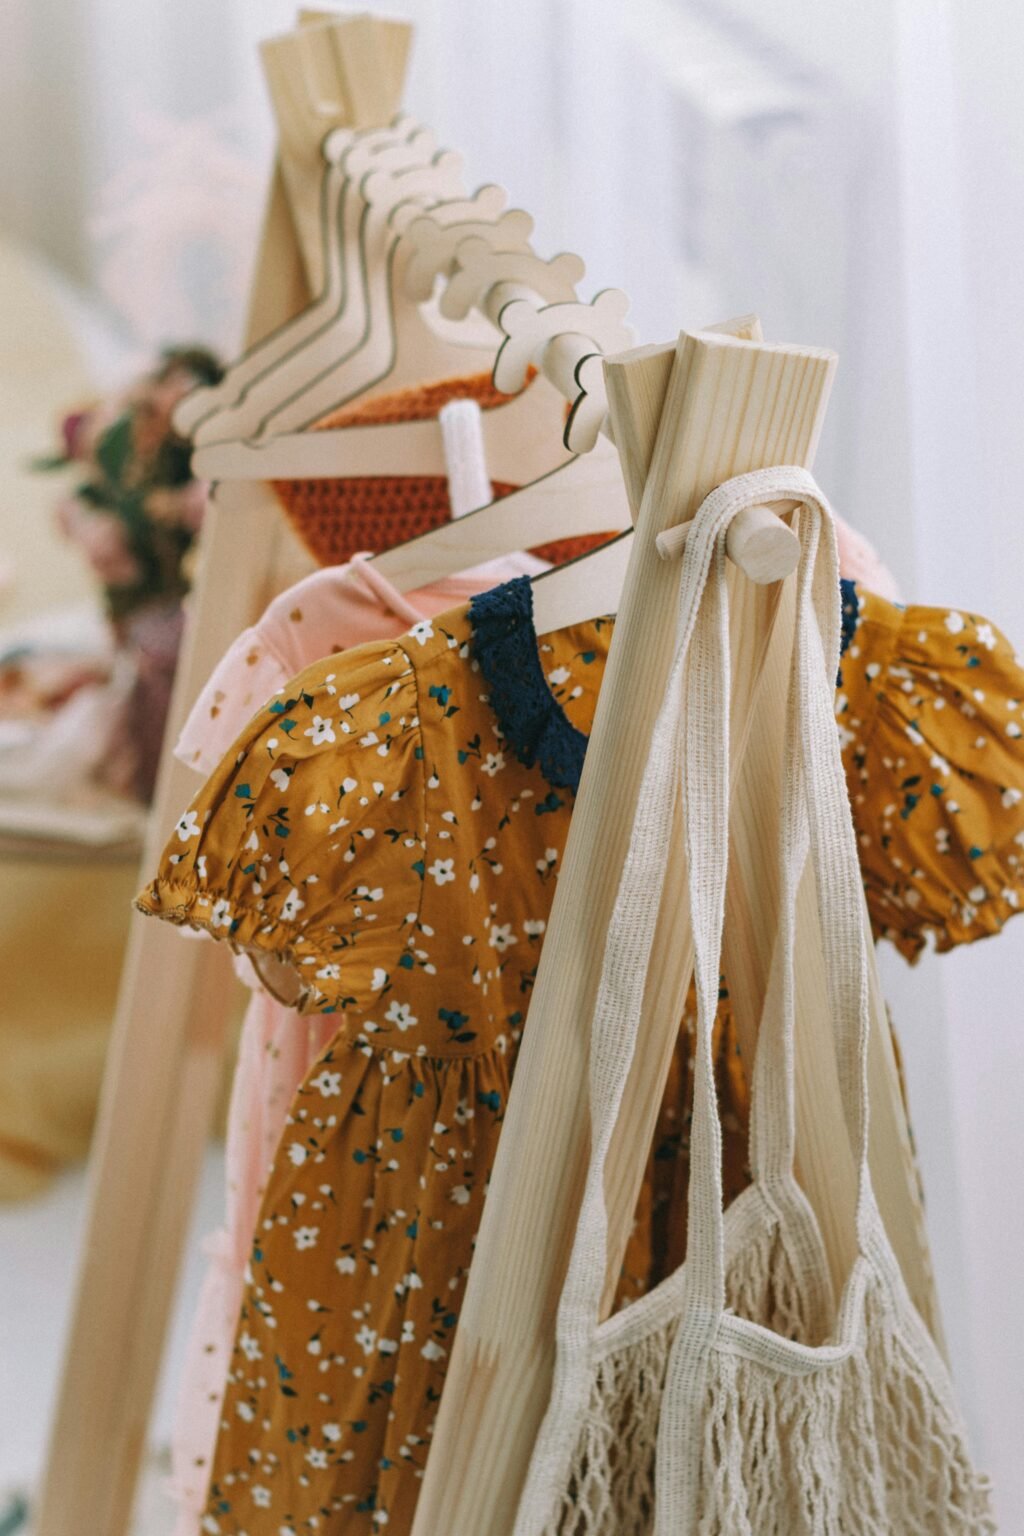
(411, 328, 836, 1533)
(32, 15, 410, 1536)
(413, 324, 939, 1533)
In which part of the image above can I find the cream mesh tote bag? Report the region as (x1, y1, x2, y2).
(513, 468, 994, 1536)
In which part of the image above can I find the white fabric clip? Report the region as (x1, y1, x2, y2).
(440, 398, 491, 520)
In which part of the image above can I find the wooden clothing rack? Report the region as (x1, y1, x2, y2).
(36, 14, 941, 1536)
(33, 15, 410, 1536)
(413, 330, 941, 1534)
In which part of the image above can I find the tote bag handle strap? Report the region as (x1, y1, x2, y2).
(683, 478, 880, 1308)
(550, 466, 829, 1349)
(743, 492, 842, 1193)
(521, 469, 847, 1534)
(793, 511, 882, 1244)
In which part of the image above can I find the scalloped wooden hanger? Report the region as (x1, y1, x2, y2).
(192, 280, 638, 592)
(254, 171, 522, 432)
(193, 239, 603, 482)
(193, 224, 626, 460)
(177, 9, 413, 439)
(189, 173, 545, 473)
(190, 128, 477, 445)
(180, 119, 434, 441)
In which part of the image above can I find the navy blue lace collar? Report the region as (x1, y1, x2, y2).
(469, 575, 862, 793)
(469, 575, 590, 792)
(839, 577, 860, 661)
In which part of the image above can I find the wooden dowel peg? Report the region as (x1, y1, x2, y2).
(655, 498, 801, 583)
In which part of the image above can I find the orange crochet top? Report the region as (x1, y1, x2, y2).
(271, 371, 612, 568)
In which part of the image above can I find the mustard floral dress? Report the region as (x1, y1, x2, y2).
(138, 578, 1024, 1535)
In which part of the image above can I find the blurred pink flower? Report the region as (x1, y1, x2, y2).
(60, 410, 91, 459)
(56, 498, 142, 588)
(59, 399, 120, 463)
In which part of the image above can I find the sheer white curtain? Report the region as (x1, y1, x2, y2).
(1, 0, 1021, 1521)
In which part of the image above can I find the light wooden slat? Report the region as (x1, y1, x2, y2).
(33, 18, 408, 1535)
(262, 15, 407, 294)
(412, 329, 838, 1535)
(244, 158, 316, 341)
(31, 490, 308, 1536)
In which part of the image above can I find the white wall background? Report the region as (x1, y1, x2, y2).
(1, 0, 1022, 1524)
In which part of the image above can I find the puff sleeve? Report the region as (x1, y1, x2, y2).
(137, 639, 425, 1013)
(838, 583, 1024, 960)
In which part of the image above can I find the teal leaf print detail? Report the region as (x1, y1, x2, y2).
(234, 783, 252, 799)
(439, 1006, 475, 1043)
(428, 683, 460, 719)
(406, 1218, 418, 1238)
(901, 782, 920, 820)
(536, 790, 564, 815)
(280, 718, 297, 734)
(267, 809, 291, 839)
(412, 859, 425, 879)
(379, 711, 391, 724)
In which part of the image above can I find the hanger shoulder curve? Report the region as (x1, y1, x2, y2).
(182, 119, 432, 442)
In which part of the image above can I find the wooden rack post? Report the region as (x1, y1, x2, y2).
(33, 16, 410, 1536)
(413, 328, 941, 1534)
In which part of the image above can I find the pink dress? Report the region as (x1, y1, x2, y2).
(167, 553, 542, 1533)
